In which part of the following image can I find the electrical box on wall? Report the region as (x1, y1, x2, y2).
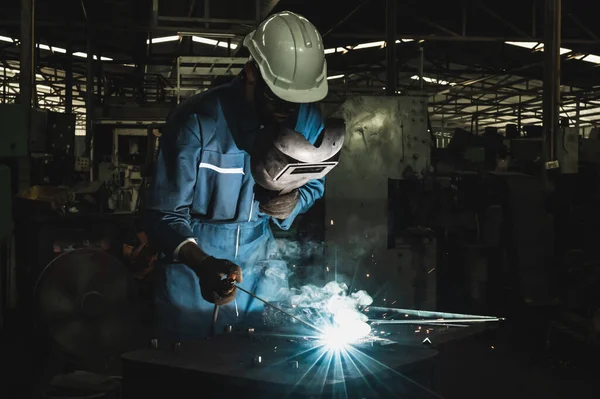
(0, 104, 71, 157)
(557, 127, 579, 174)
(0, 104, 37, 157)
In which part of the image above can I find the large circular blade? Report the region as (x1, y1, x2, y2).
(35, 248, 139, 360)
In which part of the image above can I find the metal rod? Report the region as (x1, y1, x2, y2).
(365, 306, 501, 320)
(235, 285, 324, 334)
(370, 317, 505, 325)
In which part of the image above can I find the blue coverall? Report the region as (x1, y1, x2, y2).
(144, 77, 325, 340)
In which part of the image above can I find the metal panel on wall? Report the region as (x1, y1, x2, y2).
(557, 127, 579, 174)
(325, 96, 433, 309)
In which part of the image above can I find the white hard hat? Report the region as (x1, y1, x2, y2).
(243, 11, 328, 103)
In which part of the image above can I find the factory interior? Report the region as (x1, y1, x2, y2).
(2, 0, 600, 397)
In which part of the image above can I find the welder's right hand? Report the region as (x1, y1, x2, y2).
(196, 257, 243, 305)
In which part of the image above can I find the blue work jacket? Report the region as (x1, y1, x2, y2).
(144, 78, 325, 339)
(145, 77, 325, 259)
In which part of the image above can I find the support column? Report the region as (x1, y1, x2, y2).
(65, 39, 73, 114)
(385, 0, 397, 96)
(19, 0, 34, 191)
(19, 0, 34, 107)
(542, 0, 561, 169)
(86, 29, 94, 181)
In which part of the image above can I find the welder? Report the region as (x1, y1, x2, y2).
(144, 11, 337, 341)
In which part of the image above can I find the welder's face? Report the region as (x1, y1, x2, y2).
(254, 72, 300, 127)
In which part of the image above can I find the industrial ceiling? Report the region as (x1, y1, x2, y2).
(1, 0, 600, 134)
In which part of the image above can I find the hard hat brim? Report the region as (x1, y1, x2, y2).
(266, 77, 329, 104)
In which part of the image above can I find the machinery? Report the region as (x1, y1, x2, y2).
(0, 103, 76, 329)
(324, 95, 435, 310)
(34, 248, 139, 362)
(93, 122, 164, 213)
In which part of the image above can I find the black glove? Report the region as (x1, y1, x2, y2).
(195, 257, 243, 305)
(258, 189, 300, 219)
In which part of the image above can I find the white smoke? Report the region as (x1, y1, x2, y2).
(288, 281, 373, 344)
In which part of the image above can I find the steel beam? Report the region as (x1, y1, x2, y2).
(322, 0, 369, 37)
(260, 0, 280, 20)
(331, 32, 600, 45)
(158, 16, 257, 25)
(478, 3, 531, 38)
(178, 56, 247, 64)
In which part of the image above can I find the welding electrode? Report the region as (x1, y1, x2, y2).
(234, 284, 324, 334)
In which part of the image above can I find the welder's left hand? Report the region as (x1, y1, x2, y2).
(258, 189, 300, 219)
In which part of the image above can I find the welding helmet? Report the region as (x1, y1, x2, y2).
(243, 11, 328, 104)
(251, 119, 345, 195)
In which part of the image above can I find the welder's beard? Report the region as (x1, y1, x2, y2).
(254, 82, 300, 128)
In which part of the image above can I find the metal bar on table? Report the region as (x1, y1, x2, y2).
(370, 317, 505, 325)
(365, 306, 502, 320)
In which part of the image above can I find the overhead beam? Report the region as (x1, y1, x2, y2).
(330, 33, 600, 45)
(567, 13, 599, 41)
(415, 16, 461, 37)
(260, 0, 280, 20)
(322, 0, 370, 38)
(158, 16, 258, 25)
(477, 3, 531, 38)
